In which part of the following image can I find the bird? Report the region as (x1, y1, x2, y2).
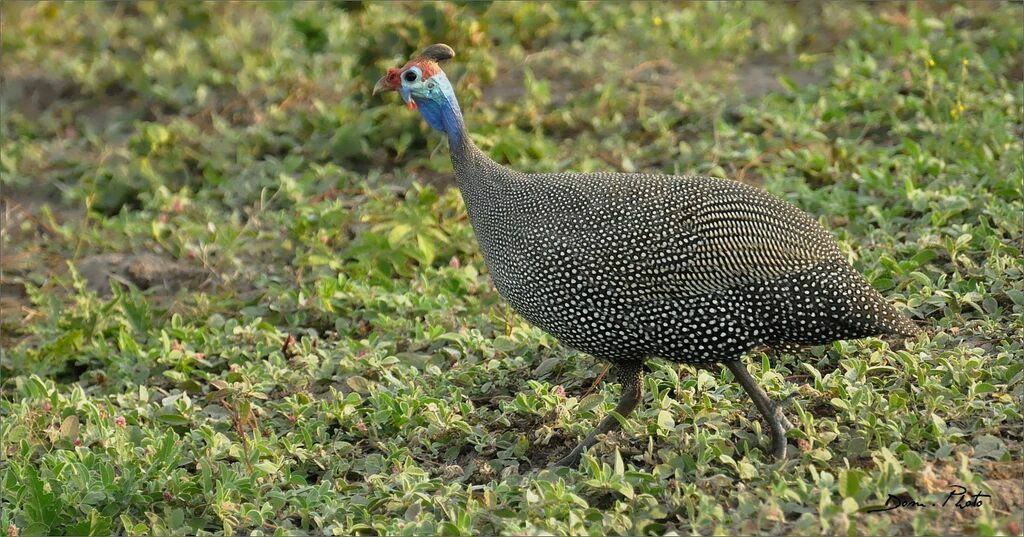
(374, 44, 920, 467)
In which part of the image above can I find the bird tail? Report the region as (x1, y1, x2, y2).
(752, 261, 921, 346)
(880, 307, 921, 337)
(830, 263, 921, 338)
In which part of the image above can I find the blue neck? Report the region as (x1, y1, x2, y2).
(412, 74, 467, 150)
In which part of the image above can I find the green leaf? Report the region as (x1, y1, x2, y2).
(533, 357, 561, 377)
(974, 382, 996, 394)
(20, 465, 57, 532)
(737, 460, 757, 480)
(387, 224, 413, 246)
(21, 524, 51, 537)
(612, 478, 635, 499)
(416, 233, 436, 265)
(656, 410, 675, 431)
(66, 511, 114, 537)
(778, 74, 799, 92)
(59, 415, 80, 441)
(578, 393, 604, 413)
(345, 376, 371, 394)
(492, 337, 518, 353)
(839, 468, 863, 498)
(982, 297, 998, 314)
(155, 411, 190, 426)
(254, 461, 279, 475)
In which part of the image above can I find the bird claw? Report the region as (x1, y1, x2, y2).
(773, 397, 797, 432)
(552, 453, 581, 468)
(552, 446, 584, 468)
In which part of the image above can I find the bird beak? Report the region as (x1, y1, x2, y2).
(373, 75, 393, 96)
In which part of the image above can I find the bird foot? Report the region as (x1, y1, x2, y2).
(768, 402, 792, 461)
(771, 435, 788, 461)
(771, 396, 796, 434)
(552, 447, 584, 468)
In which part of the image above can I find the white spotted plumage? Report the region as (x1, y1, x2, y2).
(452, 147, 919, 365)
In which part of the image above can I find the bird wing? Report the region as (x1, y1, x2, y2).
(523, 173, 844, 302)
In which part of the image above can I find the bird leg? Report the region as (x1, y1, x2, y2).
(554, 362, 644, 468)
(725, 360, 789, 460)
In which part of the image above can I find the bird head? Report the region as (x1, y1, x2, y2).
(374, 44, 461, 136)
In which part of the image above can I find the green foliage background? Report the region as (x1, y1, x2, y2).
(1, 1, 1022, 535)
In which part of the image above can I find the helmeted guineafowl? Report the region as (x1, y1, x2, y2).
(374, 44, 920, 466)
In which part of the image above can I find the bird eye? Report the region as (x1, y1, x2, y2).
(403, 70, 418, 82)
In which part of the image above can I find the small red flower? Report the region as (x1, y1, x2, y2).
(554, 385, 566, 398)
(449, 256, 461, 269)
(115, 416, 127, 427)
